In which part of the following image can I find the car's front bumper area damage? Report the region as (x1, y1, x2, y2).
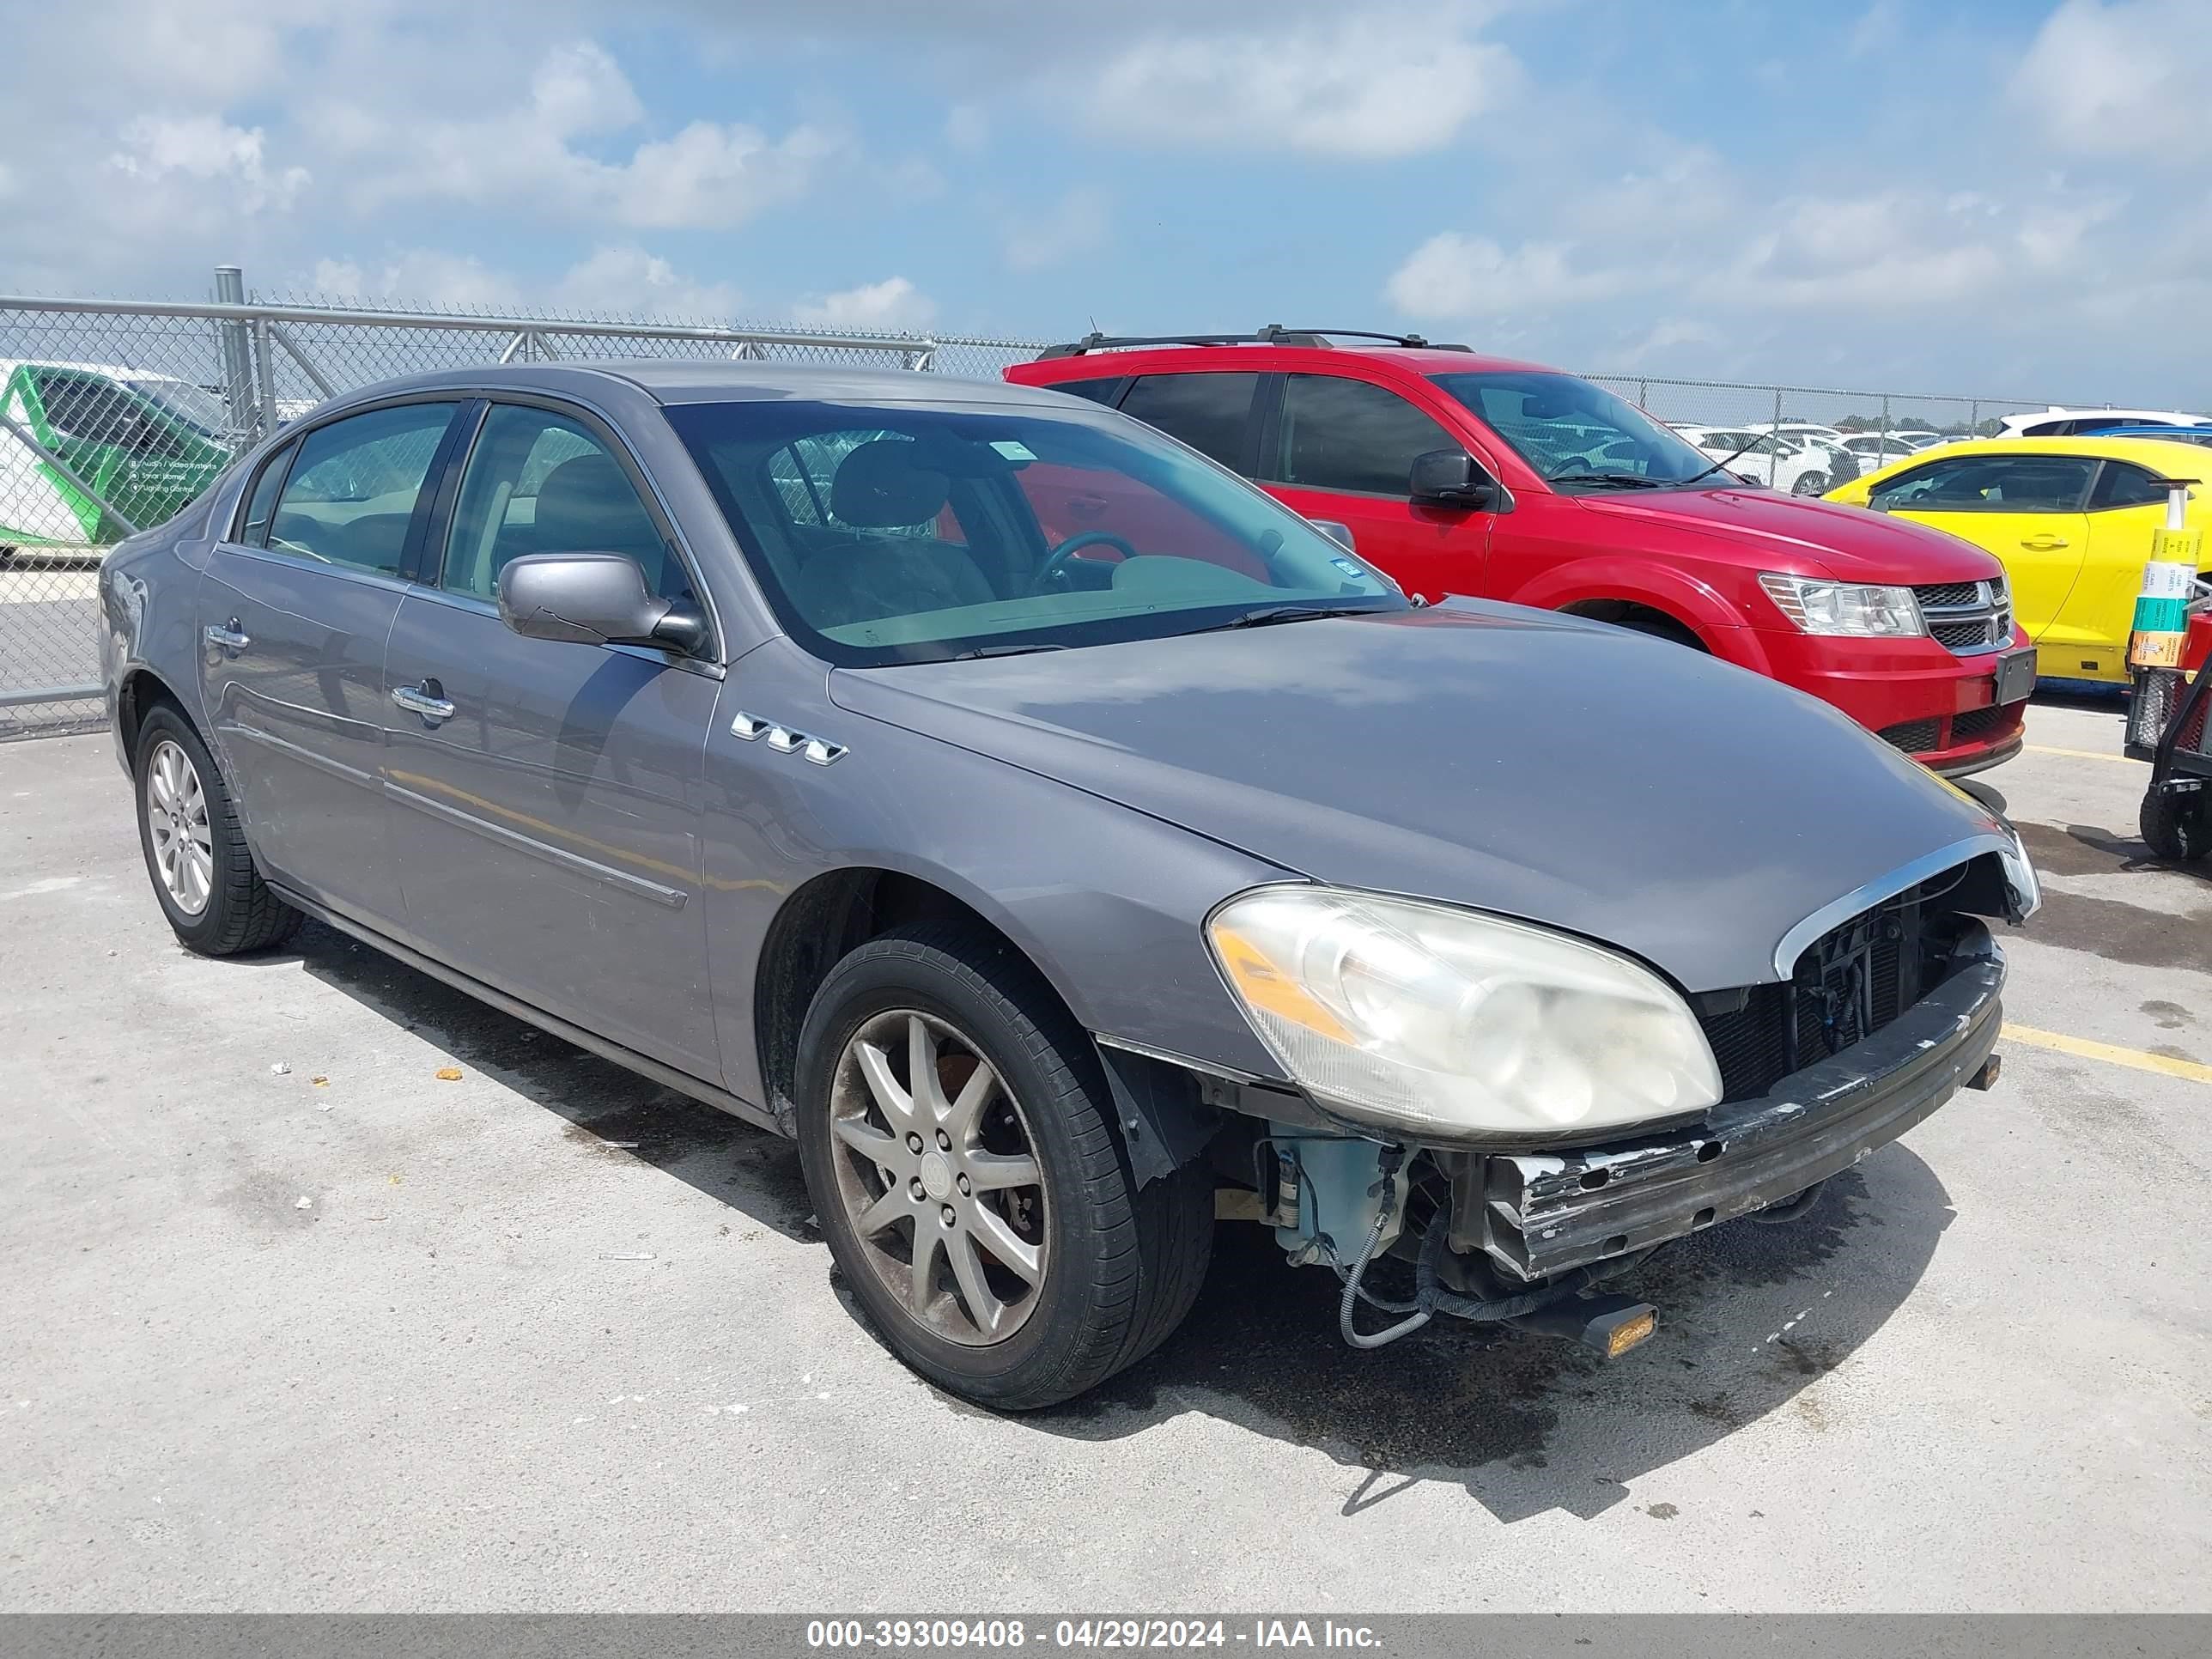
(1448, 923, 2004, 1283)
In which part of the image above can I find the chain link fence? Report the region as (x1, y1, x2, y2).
(0, 278, 1038, 735)
(0, 275, 2084, 737)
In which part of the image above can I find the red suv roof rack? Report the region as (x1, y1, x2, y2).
(1036, 325, 1472, 359)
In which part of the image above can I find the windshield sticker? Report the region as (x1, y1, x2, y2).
(1330, 556, 1366, 577)
(989, 440, 1037, 461)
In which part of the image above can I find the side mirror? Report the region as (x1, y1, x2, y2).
(1307, 518, 1356, 551)
(1409, 447, 1493, 507)
(497, 552, 709, 655)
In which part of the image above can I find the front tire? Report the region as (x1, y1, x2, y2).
(795, 922, 1210, 1410)
(133, 704, 303, 955)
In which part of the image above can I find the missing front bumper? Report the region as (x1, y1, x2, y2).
(1450, 926, 2005, 1282)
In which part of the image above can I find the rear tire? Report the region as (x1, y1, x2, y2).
(795, 921, 1211, 1410)
(133, 704, 303, 956)
(2140, 787, 2212, 862)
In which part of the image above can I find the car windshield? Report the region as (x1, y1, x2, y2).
(666, 398, 1406, 667)
(1430, 370, 1722, 488)
(124, 378, 228, 437)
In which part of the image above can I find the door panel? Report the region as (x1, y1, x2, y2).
(383, 594, 720, 1076)
(1869, 453, 2100, 642)
(196, 401, 461, 925)
(198, 549, 404, 920)
(2063, 503, 2166, 676)
(1887, 506, 2087, 641)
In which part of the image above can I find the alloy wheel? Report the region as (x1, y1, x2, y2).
(144, 738, 215, 916)
(827, 1009, 1050, 1346)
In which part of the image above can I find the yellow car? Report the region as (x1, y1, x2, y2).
(1826, 436, 2212, 684)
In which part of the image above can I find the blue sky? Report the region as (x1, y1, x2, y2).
(5, 1, 2209, 403)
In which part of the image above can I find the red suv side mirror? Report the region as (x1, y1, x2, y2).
(1410, 447, 1493, 507)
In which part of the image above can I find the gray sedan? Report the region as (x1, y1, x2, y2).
(100, 362, 2040, 1407)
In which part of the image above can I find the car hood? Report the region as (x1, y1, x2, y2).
(1572, 484, 2000, 583)
(828, 605, 2011, 993)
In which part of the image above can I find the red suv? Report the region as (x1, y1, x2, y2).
(1006, 329, 2033, 776)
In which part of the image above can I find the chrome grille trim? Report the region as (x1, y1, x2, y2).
(1912, 577, 2012, 656)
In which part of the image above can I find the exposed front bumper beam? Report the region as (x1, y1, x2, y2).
(1461, 926, 2004, 1281)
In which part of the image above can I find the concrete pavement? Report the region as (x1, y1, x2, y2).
(1, 700, 2206, 1612)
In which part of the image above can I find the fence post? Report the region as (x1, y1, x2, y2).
(1970, 399, 1980, 438)
(1880, 395, 1891, 449)
(252, 319, 278, 439)
(213, 265, 255, 448)
(1770, 386, 1784, 486)
(1637, 379, 1648, 410)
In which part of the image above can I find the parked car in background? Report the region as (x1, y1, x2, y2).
(100, 359, 2039, 1408)
(2082, 425, 2212, 449)
(1827, 435, 2212, 684)
(1674, 425, 1846, 495)
(1841, 433, 1923, 471)
(1896, 431, 1953, 450)
(1, 361, 231, 550)
(1010, 329, 2034, 775)
(1995, 408, 2212, 440)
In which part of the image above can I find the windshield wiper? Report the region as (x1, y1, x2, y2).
(948, 641, 1072, 659)
(1677, 436, 1766, 488)
(1547, 471, 1668, 489)
(1188, 604, 1384, 634)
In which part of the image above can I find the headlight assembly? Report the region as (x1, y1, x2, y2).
(1758, 572, 1925, 637)
(1206, 886, 1722, 1140)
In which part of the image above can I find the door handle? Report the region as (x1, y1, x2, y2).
(391, 681, 456, 723)
(2020, 535, 2069, 550)
(203, 621, 251, 653)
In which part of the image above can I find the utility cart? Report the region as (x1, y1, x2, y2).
(2129, 609, 2212, 860)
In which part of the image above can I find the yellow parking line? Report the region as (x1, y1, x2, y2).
(2002, 1023, 2212, 1085)
(2025, 744, 2144, 765)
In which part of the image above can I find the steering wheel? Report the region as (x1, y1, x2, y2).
(1032, 530, 1139, 592)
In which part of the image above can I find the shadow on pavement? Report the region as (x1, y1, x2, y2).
(1024, 1154, 1952, 1525)
(269, 921, 1954, 1527)
(281, 921, 819, 1244)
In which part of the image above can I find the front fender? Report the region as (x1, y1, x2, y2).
(699, 641, 1295, 1112)
(1505, 556, 1775, 675)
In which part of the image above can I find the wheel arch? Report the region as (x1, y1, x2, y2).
(750, 865, 1086, 1138)
(1513, 558, 1771, 673)
(117, 665, 191, 759)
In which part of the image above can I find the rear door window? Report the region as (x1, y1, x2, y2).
(236, 442, 295, 545)
(1270, 374, 1459, 497)
(1115, 374, 1259, 471)
(2087, 462, 2174, 511)
(269, 403, 457, 575)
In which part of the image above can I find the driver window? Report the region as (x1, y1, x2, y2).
(441, 405, 692, 603)
(1273, 375, 1459, 496)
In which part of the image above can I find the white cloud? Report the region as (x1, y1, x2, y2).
(305, 244, 743, 319)
(2013, 0, 2212, 159)
(1847, 0, 1903, 58)
(307, 250, 520, 311)
(319, 40, 836, 232)
(944, 102, 989, 153)
(551, 246, 743, 318)
(1086, 9, 1518, 158)
(1003, 187, 1109, 273)
(791, 276, 937, 330)
(108, 114, 308, 213)
(1386, 234, 1639, 318)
